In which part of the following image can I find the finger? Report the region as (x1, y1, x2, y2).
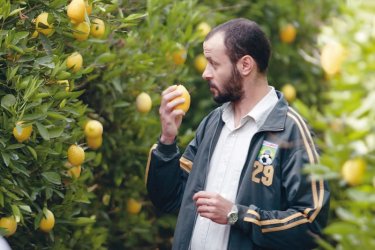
(161, 85, 177, 96)
(165, 98, 185, 112)
(197, 205, 211, 213)
(193, 191, 212, 201)
(195, 198, 211, 207)
(161, 88, 182, 105)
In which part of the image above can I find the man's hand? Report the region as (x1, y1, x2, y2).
(193, 191, 233, 224)
(159, 85, 186, 144)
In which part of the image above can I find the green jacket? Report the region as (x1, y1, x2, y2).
(146, 91, 330, 250)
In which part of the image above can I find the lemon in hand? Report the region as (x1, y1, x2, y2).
(171, 85, 190, 113)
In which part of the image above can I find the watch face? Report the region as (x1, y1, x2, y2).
(228, 212, 238, 225)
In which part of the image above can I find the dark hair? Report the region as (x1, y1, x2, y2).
(205, 18, 271, 73)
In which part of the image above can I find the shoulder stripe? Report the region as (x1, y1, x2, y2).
(180, 156, 193, 173)
(144, 144, 158, 185)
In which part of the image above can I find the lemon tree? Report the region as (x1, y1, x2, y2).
(0, 0, 136, 248)
(289, 1, 374, 249)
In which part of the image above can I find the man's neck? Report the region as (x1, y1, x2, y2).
(232, 76, 269, 127)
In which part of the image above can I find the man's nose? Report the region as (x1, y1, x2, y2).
(202, 65, 212, 80)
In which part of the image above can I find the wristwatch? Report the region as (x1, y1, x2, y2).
(227, 204, 238, 225)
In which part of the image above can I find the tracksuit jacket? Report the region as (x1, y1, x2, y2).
(146, 91, 330, 250)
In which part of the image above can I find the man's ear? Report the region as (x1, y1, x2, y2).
(237, 55, 255, 76)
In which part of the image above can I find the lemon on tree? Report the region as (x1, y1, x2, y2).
(90, 18, 105, 38)
(0, 216, 17, 237)
(35, 12, 54, 36)
(68, 165, 82, 178)
(127, 198, 142, 215)
(136, 92, 152, 114)
(86, 136, 102, 150)
(72, 22, 90, 41)
(170, 85, 190, 113)
(194, 54, 207, 73)
(281, 83, 297, 103)
(66, 52, 83, 72)
(172, 44, 187, 65)
(67, 0, 86, 24)
(39, 208, 55, 233)
(67, 144, 85, 166)
(196, 22, 211, 38)
(320, 42, 346, 76)
(85, 0, 92, 15)
(342, 158, 367, 186)
(84, 120, 103, 138)
(279, 23, 297, 44)
(13, 121, 33, 143)
(57, 80, 70, 91)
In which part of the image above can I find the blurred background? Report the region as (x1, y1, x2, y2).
(0, 0, 374, 249)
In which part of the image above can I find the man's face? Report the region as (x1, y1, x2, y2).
(202, 32, 244, 104)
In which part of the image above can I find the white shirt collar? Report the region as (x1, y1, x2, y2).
(222, 86, 278, 130)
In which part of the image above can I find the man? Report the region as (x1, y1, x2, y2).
(146, 18, 330, 250)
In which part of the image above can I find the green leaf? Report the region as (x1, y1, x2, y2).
(49, 126, 65, 139)
(11, 204, 22, 223)
(96, 53, 117, 64)
(1, 94, 16, 108)
(27, 146, 38, 160)
(42, 172, 61, 185)
(36, 122, 50, 141)
(19, 205, 32, 213)
(35, 55, 55, 68)
(324, 221, 358, 235)
(0, 192, 4, 207)
(8, 8, 25, 18)
(1, 152, 10, 166)
(12, 31, 28, 45)
(6, 144, 25, 150)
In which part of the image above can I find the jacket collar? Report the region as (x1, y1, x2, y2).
(219, 90, 288, 132)
(258, 90, 288, 132)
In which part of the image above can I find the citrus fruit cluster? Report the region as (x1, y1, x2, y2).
(84, 120, 104, 150)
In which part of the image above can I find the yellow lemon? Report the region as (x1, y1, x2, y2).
(171, 85, 190, 113)
(342, 158, 366, 186)
(57, 80, 70, 91)
(86, 136, 102, 150)
(172, 49, 187, 65)
(280, 23, 297, 44)
(194, 54, 207, 73)
(67, 144, 85, 166)
(67, 0, 86, 24)
(35, 12, 54, 36)
(90, 18, 105, 38)
(13, 121, 33, 143)
(84, 120, 103, 138)
(127, 198, 142, 215)
(68, 165, 82, 178)
(85, 0, 92, 15)
(72, 22, 90, 41)
(136, 92, 152, 114)
(196, 22, 211, 38)
(66, 52, 83, 72)
(39, 209, 55, 233)
(320, 42, 346, 76)
(31, 30, 39, 38)
(281, 84, 297, 103)
(0, 216, 17, 236)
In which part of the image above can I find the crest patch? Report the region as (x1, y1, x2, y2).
(257, 141, 278, 166)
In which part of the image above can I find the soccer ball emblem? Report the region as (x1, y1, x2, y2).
(259, 150, 273, 165)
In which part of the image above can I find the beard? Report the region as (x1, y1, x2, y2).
(208, 65, 244, 104)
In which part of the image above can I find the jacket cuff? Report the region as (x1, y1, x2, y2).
(233, 204, 252, 234)
(157, 137, 178, 155)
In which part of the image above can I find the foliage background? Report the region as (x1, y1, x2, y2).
(0, 0, 374, 249)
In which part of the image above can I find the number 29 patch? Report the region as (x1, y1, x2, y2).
(251, 141, 278, 186)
